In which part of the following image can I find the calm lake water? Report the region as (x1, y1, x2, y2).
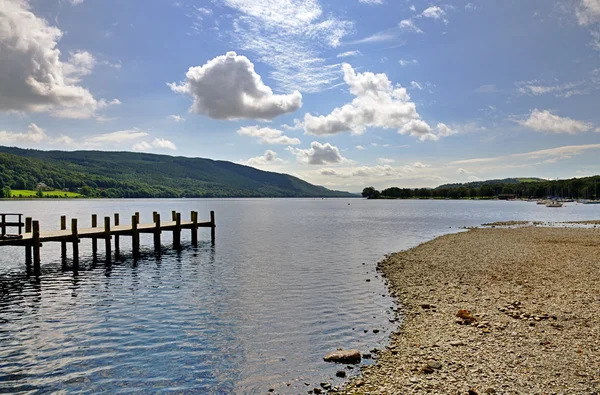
(1, 199, 599, 394)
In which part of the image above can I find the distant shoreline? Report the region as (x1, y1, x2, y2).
(340, 226, 600, 394)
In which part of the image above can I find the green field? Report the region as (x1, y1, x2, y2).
(11, 190, 83, 198)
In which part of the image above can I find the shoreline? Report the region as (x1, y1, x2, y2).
(340, 226, 600, 394)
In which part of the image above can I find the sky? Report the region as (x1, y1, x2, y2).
(1, 0, 600, 192)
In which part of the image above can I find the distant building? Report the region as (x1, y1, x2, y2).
(36, 183, 48, 190)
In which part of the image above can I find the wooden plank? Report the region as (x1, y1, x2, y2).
(91, 214, 97, 257)
(60, 216, 67, 262)
(32, 220, 40, 274)
(114, 213, 120, 252)
(104, 216, 111, 261)
(132, 215, 139, 257)
(191, 211, 198, 247)
(154, 213, 161, 251)
(72, 218, 79, 268)
(211, 211, 216, 245)
(173, 212, 181, 250)
(25, 217, 32, 265)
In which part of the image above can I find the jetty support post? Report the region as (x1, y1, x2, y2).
(114, 213, 120, 254)
(25, 217, 32, 265)
(32, 220, 41, 275)
(132, 215, 140, 258)
(191, 211, 198, 247)
(171, 210, 176, 221)
(91, 214, 98, 258)
(60, 216, 67, 263)
(154, 212, 160, 252)
(71, 218, 79, 268)
(210, 211, 216, 245)
(104, 216, 111, 262)
(174, 212, 181, 250)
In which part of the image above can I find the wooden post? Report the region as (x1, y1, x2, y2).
(172, 210, 176, 221)
(210, 210, 216, 245)
(32, 220, 41, 275)
(114, 213, 120, 253)
(25, 217, 32, 265)
(132, 215, 139, 257)
(191, 211, 198, 247)
(154, 213, 161, 251)
(1, 214, 5, 236)
(173, 212, 181, 250)
(18, 214, 22, 235)
(91, 214, 98, 258)
(71, 218, 79, 267)
(60, 216, 67, 263)
(153, 211, 158, 222)
(104, 217, 111, 261)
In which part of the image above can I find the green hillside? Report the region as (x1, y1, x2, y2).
(0, 146, 354, 198)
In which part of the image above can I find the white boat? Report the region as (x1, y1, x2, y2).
(546, 201, 563, 208)
(536, 200, 547, 205)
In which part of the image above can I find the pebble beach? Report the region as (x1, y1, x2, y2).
(340, 226, 600, 395)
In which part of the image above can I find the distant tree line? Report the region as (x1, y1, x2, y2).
(362, 176, 600, 200)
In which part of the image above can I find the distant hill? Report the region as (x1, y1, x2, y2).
(0, 146, 355, 198)
(436, 177, 545, 190)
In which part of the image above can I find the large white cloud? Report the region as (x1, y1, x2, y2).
(237, 126, 301, 145)
(576, 0, 600, 25)
(287, 141, 349, 165)
(0, 0, 112, 118)
(519, 109, 593, 134)
(169, 52, 302, 121)
(303, 64, 419, 136)
(0, 123, 48, 145)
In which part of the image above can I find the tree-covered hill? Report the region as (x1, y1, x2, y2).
(362, 175, 600, 200)
(0, 146, 355, 198)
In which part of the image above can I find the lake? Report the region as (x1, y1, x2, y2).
(1, 199, 599, 394)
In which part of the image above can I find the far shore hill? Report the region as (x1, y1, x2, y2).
(0, 146, 355, 199)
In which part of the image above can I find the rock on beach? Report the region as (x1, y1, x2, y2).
(323, 349, 362, 364)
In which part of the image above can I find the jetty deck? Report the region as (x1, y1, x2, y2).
(0, 210, 216, 275)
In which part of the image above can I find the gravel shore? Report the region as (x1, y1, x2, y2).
(340, 227, 600, 395)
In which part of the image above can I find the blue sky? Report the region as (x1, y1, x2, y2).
(1, 0, 600, 191)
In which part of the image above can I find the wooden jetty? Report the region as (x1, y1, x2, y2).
(0, 210, 216, 274)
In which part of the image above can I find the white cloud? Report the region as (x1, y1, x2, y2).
(347, 31, 398, 44)
(0, 123, 48, 145)
(337, 50, 362, 58)
(399, 59, 418, 66)
(377, 158, 395, 164)
(0, 0, 109, 119)
(169, 52, 302, 121)
(457, 167, 471, 174)
(87, 130, 149, 144)
(410, 5, 416, 12)
(281, 118, 304, 131)
(222, 0, 353, 93)
(62, 51, 96, 83)
(69, 0, 84, 4)
(410, 81, 423, 90)
(355, 145, 365, 150)
(399, 19, 423, 33)
(359, 0, 383, 4)
(518, 109, 593, 134)
(243, 149, 285, 166)
(437, 122, 457, 137)
(287, 141, 349, 165)
(576, 0, 600, 25)
(132, 138, 177, 152)
(451, 144, 600, 166)
(421, 6, 447, 21)
(132, 141, 152, 151)
(169, 115, 186, 122)
(237, 126, 301, 145)
(151, 138, 177, 151)
(410, 161, 430, 168)
(303, 63, 420, 136)
(399, 119, 436, 141)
